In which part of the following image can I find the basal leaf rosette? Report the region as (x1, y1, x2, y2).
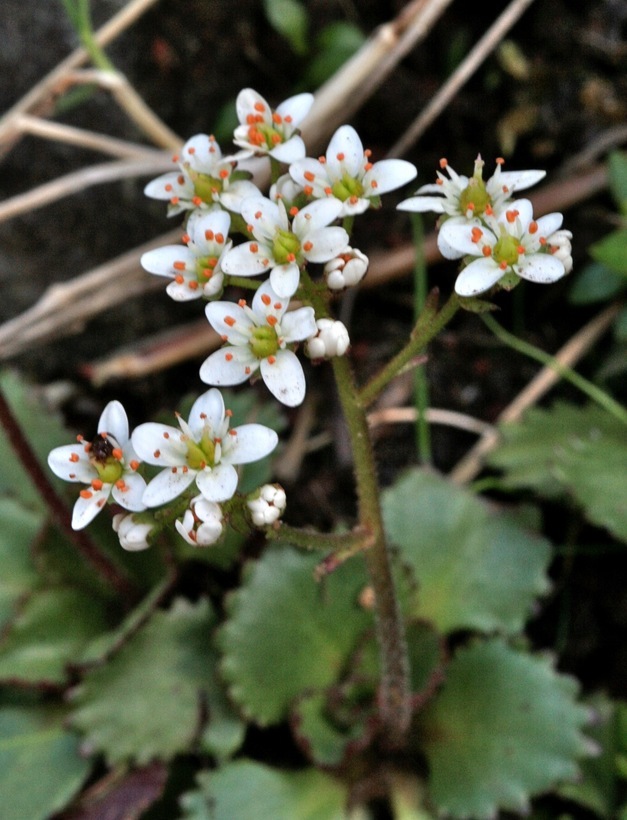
(417, 639, 593, 819)
(218, 546, 374, 726)
(383, 469, 552, 634)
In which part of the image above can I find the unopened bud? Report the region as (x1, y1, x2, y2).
(175, 495, 223, 546)
(324, 246, 369, 290)
(112, 513, 154, 552)
(548, 229, 573, 274)
(247, 483, 287, 527)
(305, 318, 350, 360)
(203, 271, 225, 298)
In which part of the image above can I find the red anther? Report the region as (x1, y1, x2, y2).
(254, 101, 266, 112)
(303, 241, 313, 252)
(485, 205, 494, 216)
(246, 224, 254, 233)
(436, 178, 443, 185)
(226, 409, 233, 417)
(255, 210, 263, 219)
(250, 243, 259, 253)
(304, 185, 313, 196)
(274, 302, 282, 309)
(153, 449, 161, 459)
(182, 465, 189, 473)
(336, 152, 345, 161)
(165, 184, 173, 192)
(246, 113, 256, 124)
(182, 233, 190, 244)
(517, 245, 525, 254)
(173, 261, 186, 271)
(171, 197, 180, 205)
(172, 154, 179, 163)
(76, 435, 84, 442)
(188, 279, 198, 290)
(439, 158, 448, 168)
(91, 479, 103, 490)
(370, 180, 378, 189)
(267, 315, 278, 326)
(272, 112, 282, 124)
(496, 157, 505, 165)
(528, 221, 538, 234)
(505, 210, 519, 223)
(80, 489, 93, 499)
(324, 186, 332, 195)
(171, 467, 177, 474)
(192, 196, 202, 207)
(215, 233, 224, 243)
(112, 448, 123, 460)
(289, 206, 299, 216)
(235, 299, 244, 308)
(365, 149, 372, 157)
(271, 134, 281, 144)
(349, 195, 358, 204)
(219, 169, 229, 179)
(502, 185, 509, 193)
(499, 261, 508, 270)
(130, 460, 139, 471)
(471, 227, 483, 243)
(482, 246, 492, 257)
(244, 366, 251, 375)
(286, 253, 295, 262)
(304, 171, 315, 182)
(364, 162, 373, 171)
(177, 175, 185, 185)
(262, 258, 270, 266)
(163, 431, 170, 439)
(224, 316, 236, 327)
(284, 115, 293, 123)
(69, 473, 76, 479)
(539, 237, 547, 246)
(69, 452, 80, 463)
(205, 229, 215, 240)
(221, 334, 228, 342)
(225, 353, 233, 361)
(97, 499, 105, 508)
(214, 437, 221, 443)
(261, 293, 272, 305)
(267, 355, 276, 364)
(175, 275, 184, 285)
(466, 202, 475, 211)
(229, 429, 237, 436)
(115, 479, 127, 490)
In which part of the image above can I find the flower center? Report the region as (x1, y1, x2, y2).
(272, 229, 301, 265)
(89, 436, 124, 484)
(186, 431, 216, 470)
(459, 177, 491, 216)
(190, 171, 224, 203)
(493, 234, 521, 267)
(331, 174, 364, 203)
(250, 325, 279, 359)
(248, 123, 284, 149)
(195, 255, 219, 283)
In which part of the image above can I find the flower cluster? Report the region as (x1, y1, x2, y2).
(398, 156, 572, 297)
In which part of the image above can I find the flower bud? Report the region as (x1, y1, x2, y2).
(203, 271, 225, 299)
(247, 483, 287, 527)
(175, 495, 224, 546)
(305, 318, 350, 360)
(548, 229, 573, 274)
(112, 513, 154, 552)
(324, 247, 369, 290)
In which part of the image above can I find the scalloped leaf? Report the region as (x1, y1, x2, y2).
(180, 761, 348, 819)
(0, 705, 91, 820)
(219, 546, 373, 725)
(71, 598, 244, 764)
(0, 588, 111, 685)
(0, 498, 42, 629)
(418, 638, 591, 819)
(489, 403, 627, 541)
(382, 469, 551, 634)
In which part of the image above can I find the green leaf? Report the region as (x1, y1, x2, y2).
(419, 638, 591, 819)
(382, 469, 551, 634)
(71, 598, 243, 764)
(0, 498, 42, 629)
(263, 0, 309, 55)
(590, 229, 627, 276)
(0, 705, 91, 820)
(305, 22, 366, 87)
(489, 403, 627, 542)
(568, 261, 626, 304)
(219, 546, 373, 725)
(608, 151, 627, 212)
(180, 761, 348, 820)
(0, 588, 111, 685)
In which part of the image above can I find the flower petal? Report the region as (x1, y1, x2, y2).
(131, 423, 187, 466)
(195, 463, 239, 502)
(363, 159, 417, 195)
(199, 347, 259, 386)
(260, 350, 306, 407)
(454, 258, 504, 296)
(397, 195, 446, 214)
(222, 423, 278, 465)
(326, 125, 363, 178)
(301, 226, 349, 263)
(111, 471, 147, 511)
(140, 246, 192, 277)
(188, 388, 225, 439)
(236, 89, 270, 124)
(293, 198, 343, 235)
(499, 169, 546, 192)
(270, 262, 300, 298)
(289, 158, 328, 197)
(72, 488, 110, 529)
(142, 467, 197, 507)
(220, 180, 264, 213)
(220, 241, 273, 278)
(252, 279, 288, 319)
(270, 136, 306, 163)
(535, 212, 564, 238)
(276, 92, 314, 125)
(516, 253, 566, 284)
(205, 300, 254, 344)
(281, 306, 317, 343)
(97, 401, 130, 445)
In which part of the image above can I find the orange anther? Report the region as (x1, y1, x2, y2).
(205, 229, 215, 240)
(225, 353, 233, 361)
(91, 479, 103, 490)
(272, 112, 282, 124)
(517, 245, 525, 255)
(439, 158, 448, 168)
(528, 221, 538, 234)
(250, 243, 259, 253)
(289, 206, 299, 216)
(219, 169, 229, 179)
(192, 196, 202, 207)
(505, 210, 518, 223)
(274, 302, 282, 310)
(267, 355, 276, 364)
(254, 101, 266, 112)
(245, 366, 251, 375)
(238, 299, 246, 307)
(130, 460, 139, 471)
(112, 448, 123, 460)
(496, 157, 505, 165)
(215, 233, 224, 243)
(304, 171, 315, 182)
(189, 281, 199, 290)
(261, 293, 272, 305)
(499, 261, 508, 270)
(267, 315, 278, 326)
(175, 275, 184, 285)
(69, 452, 80, 463)
(80, 489, 93, 499)
(154, 449, 161, 458)
(173, 261, 186, 271)
(115, 479, 127, 490)
(188, 147, 196, 154)
(336, 152, 345, 161)
(303, 241, 313, 252)
(224, 316, 236, 327)
(482, 246, 492, 257)
(370, 180, 378, 189)
(471, 227, 483, 243)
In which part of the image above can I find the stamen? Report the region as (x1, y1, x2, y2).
(250, 243, 259, 253)
(91, 479, 103, 490)
(471, 227, 483, 243)
(303, 241, 313, 252)
(225, 353, 233, 361)
(261, 293, 272, 305)
(439, 158, 448, 168)
(153, 449, 161, 458)
(69, 453, 80, 463)
(267, 355, 276, 364)
(336, 152, 345, 161)
(304, 171, 315, 182)
(482, 246, 492, 257)
(173, 261, 186, 271)
(267, 315, 278, 326)
(80, 489, 93, 499)
(238, 299, 246, 307)
(224, 316, 236, 326)
(112, 448, 123, 460)
(528, 221, 538, 234)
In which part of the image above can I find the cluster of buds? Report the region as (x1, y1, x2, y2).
(398, 156, 572, 297)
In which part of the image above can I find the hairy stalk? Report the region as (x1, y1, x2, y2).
(411, 212, 431, 463)
(0, 388, 134, 600)
(272, 522, 373, 553)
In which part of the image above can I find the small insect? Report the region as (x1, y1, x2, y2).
(90, 433, 115, 463)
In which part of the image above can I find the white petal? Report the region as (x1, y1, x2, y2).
(199, 347, 259, 386)
(144, 172, 189, 201)
(142, 468, 197, 507)
(222, 424, 278, 465)
(439, 220, 495, 258)
(48, 445, 96, 483)
(397, 195, 446, 214)
(454, 258, 504, 296)
(270, 263, 300, 298)
(260, 350, 306, 407)
(241, 196, 282, 238)
(363, 159, 417, 196)
(338, 198, 370, 217)
(281, 306, 317, 343)
(188, 389, 225, 438)
(437, 217, 484, 260)
(195, 463, 239, 502)
(302, 226, 349, 263)
(140, 246, 192, 277)
(535, 212, 564, 238)
(131, 423, 187, 466)
(205, 300, 254, 344)
(499, 169, 546, 192)
(236, 89, 270, 123)
(293, 198, 343, 235)
(252, 279, 288, 319)
(188, 210, 231, 250)
(219, 180, 265, 213)
(276, 92, 314, 126)
(111, 471, 147, 511)
(98, 401, 129, 445)
(165, 280, 203, 301)
(220, 242, 273, 277)
(326, 125, 363, 178)
(508, 198, 533, 229)
(270, 136, 306, 163)
(183, 134, 222, 173)
(516, 254, 566, 284)
(289, 158, 328, 196)
(72, 488, 110, 529)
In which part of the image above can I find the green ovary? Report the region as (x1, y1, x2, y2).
(493, 234, 520, 267)
(191, 172, 223, 203)
(272, 230, 301, 265)
(459, 177, 491, 215)
(94, 459, 124, 484)
(331, 174, 364, 202)
(250, 325, 279, 359)
(196, 256, 218, 283)
(186, 434, 216, 470)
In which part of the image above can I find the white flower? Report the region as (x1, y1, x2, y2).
(221, 195, 347, 298)
(131, 389, 278, 506)
(113, 512, 154, 551)
(289, 125, 417, 216)
(547, 229, 573, 274)
(269, 173, 306, 210)
(144, 134, 260, 216)
(140, 209, 232, 301)
(324, 246, 369, 290)
(247, 483, 287, 527)
(440, 198, 568, 296)
(48, 401, 146, 530)
(201, 279, 316, 407)
(233, 88, 314, 163)
(306, 318, 350, 359)
(397, 155, 545, 229)
(175, 494, 224, 546)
